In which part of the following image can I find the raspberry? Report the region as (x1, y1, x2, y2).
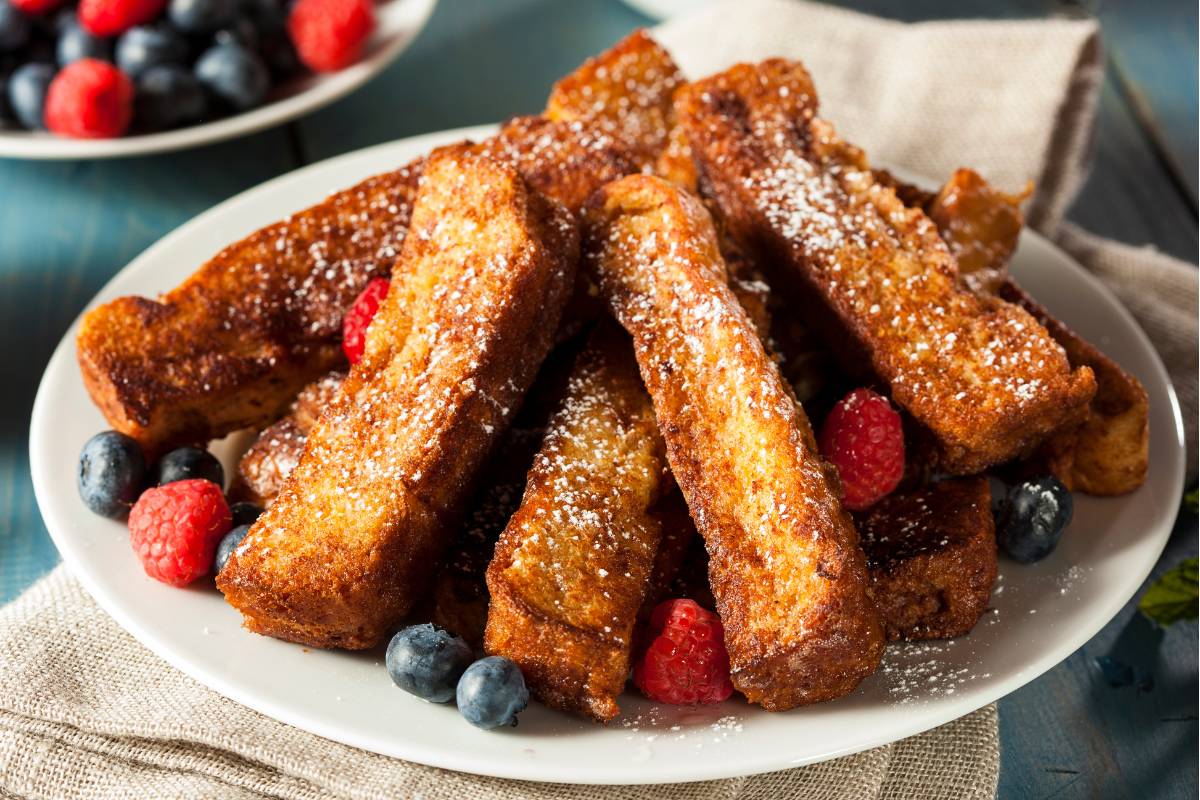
(633, 599, 733, 705)
(818, 388, 905, 511)
(341, 277, 389, 364)
(11, 0, 65, 15)
(128, 479, 232, 586)
(287, 0, 375, 72)
(44, 59, 133, 138)
(78, 0, 166, 36)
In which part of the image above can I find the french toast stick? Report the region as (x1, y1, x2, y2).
(584, 175, 884, 711)
(675, 60, 1097, 475)
(218, 149, 579, 649)
(485, 321, 671, 721)
(546, 30, 683, 171)
(855, 478, 996, 641)
(78, 119, 634, 455)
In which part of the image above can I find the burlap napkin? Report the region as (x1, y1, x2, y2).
(3, 1, 1196, 798)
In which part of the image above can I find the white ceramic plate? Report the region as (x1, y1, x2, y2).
(0, 0, 435, 160)
(30, 125, 1185, 784)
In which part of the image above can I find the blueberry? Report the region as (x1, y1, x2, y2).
(194, 41, 267, 110)
(78, 431, 147, 519)
(997, 475, 1073, 564)
(214, 17, 257, 49)
(229, 501, 263, 527)
(6, 61, 53, 128)
(152, 446, 225, 487)
(385, 624, 474, 703)
(0, 0, 31, 52)
(213, 523, 250, 573)
(168, 0, 236, 34)
(241, 0, 284, 36)
(456, 656, 529, 729)
(135, 63, 206, 129)
(0, 72, 13, 126)
(115, 23, 188, 78)
(57, 22, 112, 66)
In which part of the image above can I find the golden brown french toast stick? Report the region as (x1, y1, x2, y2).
(584, 175, 883, 710)
(856, 478, 996, 641)
(546, 29, 683, 170)
(675, 60, 1096, 475)
(218, 149, 578, 649)
(485, 321, 671, 721)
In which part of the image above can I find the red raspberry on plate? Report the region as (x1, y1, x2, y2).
(44, 59, 134, 139)
(11, 0, 65, 15)
(342, 277, 390, 364)
(128, 479, 232, 587)
(633, 599, 734, 705)
(818, 387, 905, 511)
(78, 0, 166, 35)
(288, 0, 376, 72)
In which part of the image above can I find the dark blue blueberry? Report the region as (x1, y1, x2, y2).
(152, 446, 225, 487)
(115, 23, 188, 79)
(386, 624, 474, 704)
(168, 0, 236, 34)
(241, 0, 284, 35)
(6, 61, 53, 129)
(0, 0, 31, 52)
(258, 32, 299, 79)
(997, 475, 1073, 564)
(194, 41, 267, 110)
(134, 63, 206, 129)
(214, 17, 257, 49)
(78, 431, 147, 519)
(229, 501, 264, 527)
(57, 22, 112, 65)
(213, 523, 250, 573)
(0, 72, 13, 126)
(456, 656, 529, 729)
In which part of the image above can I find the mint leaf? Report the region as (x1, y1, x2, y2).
(1139, 557, 1199, 626)
(1185, 489, 1198, 514)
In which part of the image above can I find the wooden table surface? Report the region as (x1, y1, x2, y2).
(1, 0, 1195, 796)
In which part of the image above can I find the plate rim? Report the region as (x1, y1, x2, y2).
(28, 125, 1186, 784)
(0, 0, 437, 161)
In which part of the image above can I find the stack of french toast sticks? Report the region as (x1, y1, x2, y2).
(76, 31, 1149, 720)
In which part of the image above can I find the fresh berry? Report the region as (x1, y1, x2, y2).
(817, 387, 905, 511)
(193, 40, 267, 110)
(11, 0, 63, 16)
(44, 58, 132, 137)
(56, 21, 112, 65)
(78, 430, 146, 518)
(258, 31, 297, 77)
(214, 16, 256, 48)
(633, 598, 733, 705)
(341, 277, 388, 364)
(152, 446, 225, 487)
(0, 0, 32, 51)
(286, 0, 373, 72)
(228, 500, 263, 527)
(997, 476, 1073, 564)
(242, 0, 283, 35)
(213, 522, 249, 573)
(167, 0, 234, 33)
(386, 624, 474, 703)
(134, 62, 204, 128)
(6, 61, 53, 127)
(456, 655, 529, 729)
(128, 479, 231, 586)
(78, 0, 167, 36)
(115, 22, 186, 78)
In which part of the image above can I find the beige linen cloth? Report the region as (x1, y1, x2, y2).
(2, 1, 1196, 798)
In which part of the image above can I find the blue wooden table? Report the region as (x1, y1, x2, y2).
(1, 1, 1195, 797)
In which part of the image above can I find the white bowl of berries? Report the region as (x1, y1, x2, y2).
(0, 0, 435, 158)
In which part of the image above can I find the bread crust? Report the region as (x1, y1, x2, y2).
(584, 174, 883, 711)
(674, 60, 1097, 475)
(217, 149, 578, 649)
